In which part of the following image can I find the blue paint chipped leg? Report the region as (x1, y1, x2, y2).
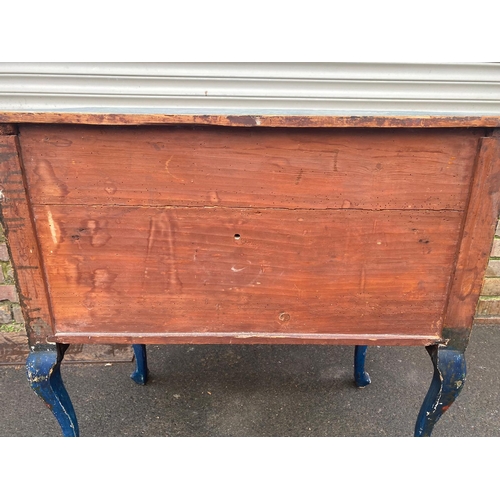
(354, 345, 371, 388)
(131, 344, 148, 385)
(26, 343, 79, 437)
(414, 343, 466, 437)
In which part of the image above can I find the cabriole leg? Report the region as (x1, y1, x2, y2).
(414, 344, 466, 437)
(26, 343, 79, 437)
(354, 345, 371, 388)
(131, 344, 148, 385)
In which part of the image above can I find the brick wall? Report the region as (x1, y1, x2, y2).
(0, 224, 24, 331)
(475, 218, 500, 323)
(0, 222, 30, 364)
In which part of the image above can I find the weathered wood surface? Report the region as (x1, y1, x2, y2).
(0, 135, 54, 346)
(0, 124, 17, 135)
(32, 206, 463, 340)
(54, 331, 440, 346)
(444, 132, 500, 331)
(1, 112, 499, 128)
(0, 332, 133, 364)
(12, 123, 498, 346)
(19, 125, 480, 210)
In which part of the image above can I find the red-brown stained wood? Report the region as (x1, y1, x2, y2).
(19, 125, 480, 211)
(32, 205, 463, 339)
(444, 132, 500, 330)
(1, 112, 500, 128)
(0, 124, 17, 135)
(0, 136, 54, 346)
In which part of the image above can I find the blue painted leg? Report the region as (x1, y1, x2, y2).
(26, 344, 79, 437)
(354, 345, 371, 388)
(414, 344, 466, 437)
(131, 344, 148, 385)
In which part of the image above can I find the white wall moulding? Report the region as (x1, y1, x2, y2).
(0, 62, 500, 116)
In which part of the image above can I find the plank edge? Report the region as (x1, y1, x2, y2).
(3, 112, 500, 128)
(53, 331, 442, 346)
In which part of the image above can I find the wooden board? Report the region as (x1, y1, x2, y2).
(0, 135, 54, 346)
(19, 125, 480, 210)
(1, 112, 500, 128)
(444, 133, 500, 331)
(0, 129, 134, 359)
(32, 206, 463, 340)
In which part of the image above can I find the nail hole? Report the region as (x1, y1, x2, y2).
(234, 234, 241, 240)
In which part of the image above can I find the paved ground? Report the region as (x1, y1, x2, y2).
(1, 323, 499, 437)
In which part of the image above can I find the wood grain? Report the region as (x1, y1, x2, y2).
(53, 331, 441, 346)
(32, 205, 463, 338)
(1, 112, 499, 128)
(20, 125, 480, 211)
(0, 135, 54, 346)
(444, 132, 500, 330)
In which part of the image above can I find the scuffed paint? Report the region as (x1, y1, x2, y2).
(414, 339, 467, 437)
(25, 345, 79, 437)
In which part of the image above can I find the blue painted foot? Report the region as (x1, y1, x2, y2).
(131, 344, 148, 385)
(414, 344, 466, 437)
(354, 345, 371, 388)
(26, 344, 79, 437)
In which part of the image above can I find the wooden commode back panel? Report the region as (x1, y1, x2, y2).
(17, 125, 482, 342)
